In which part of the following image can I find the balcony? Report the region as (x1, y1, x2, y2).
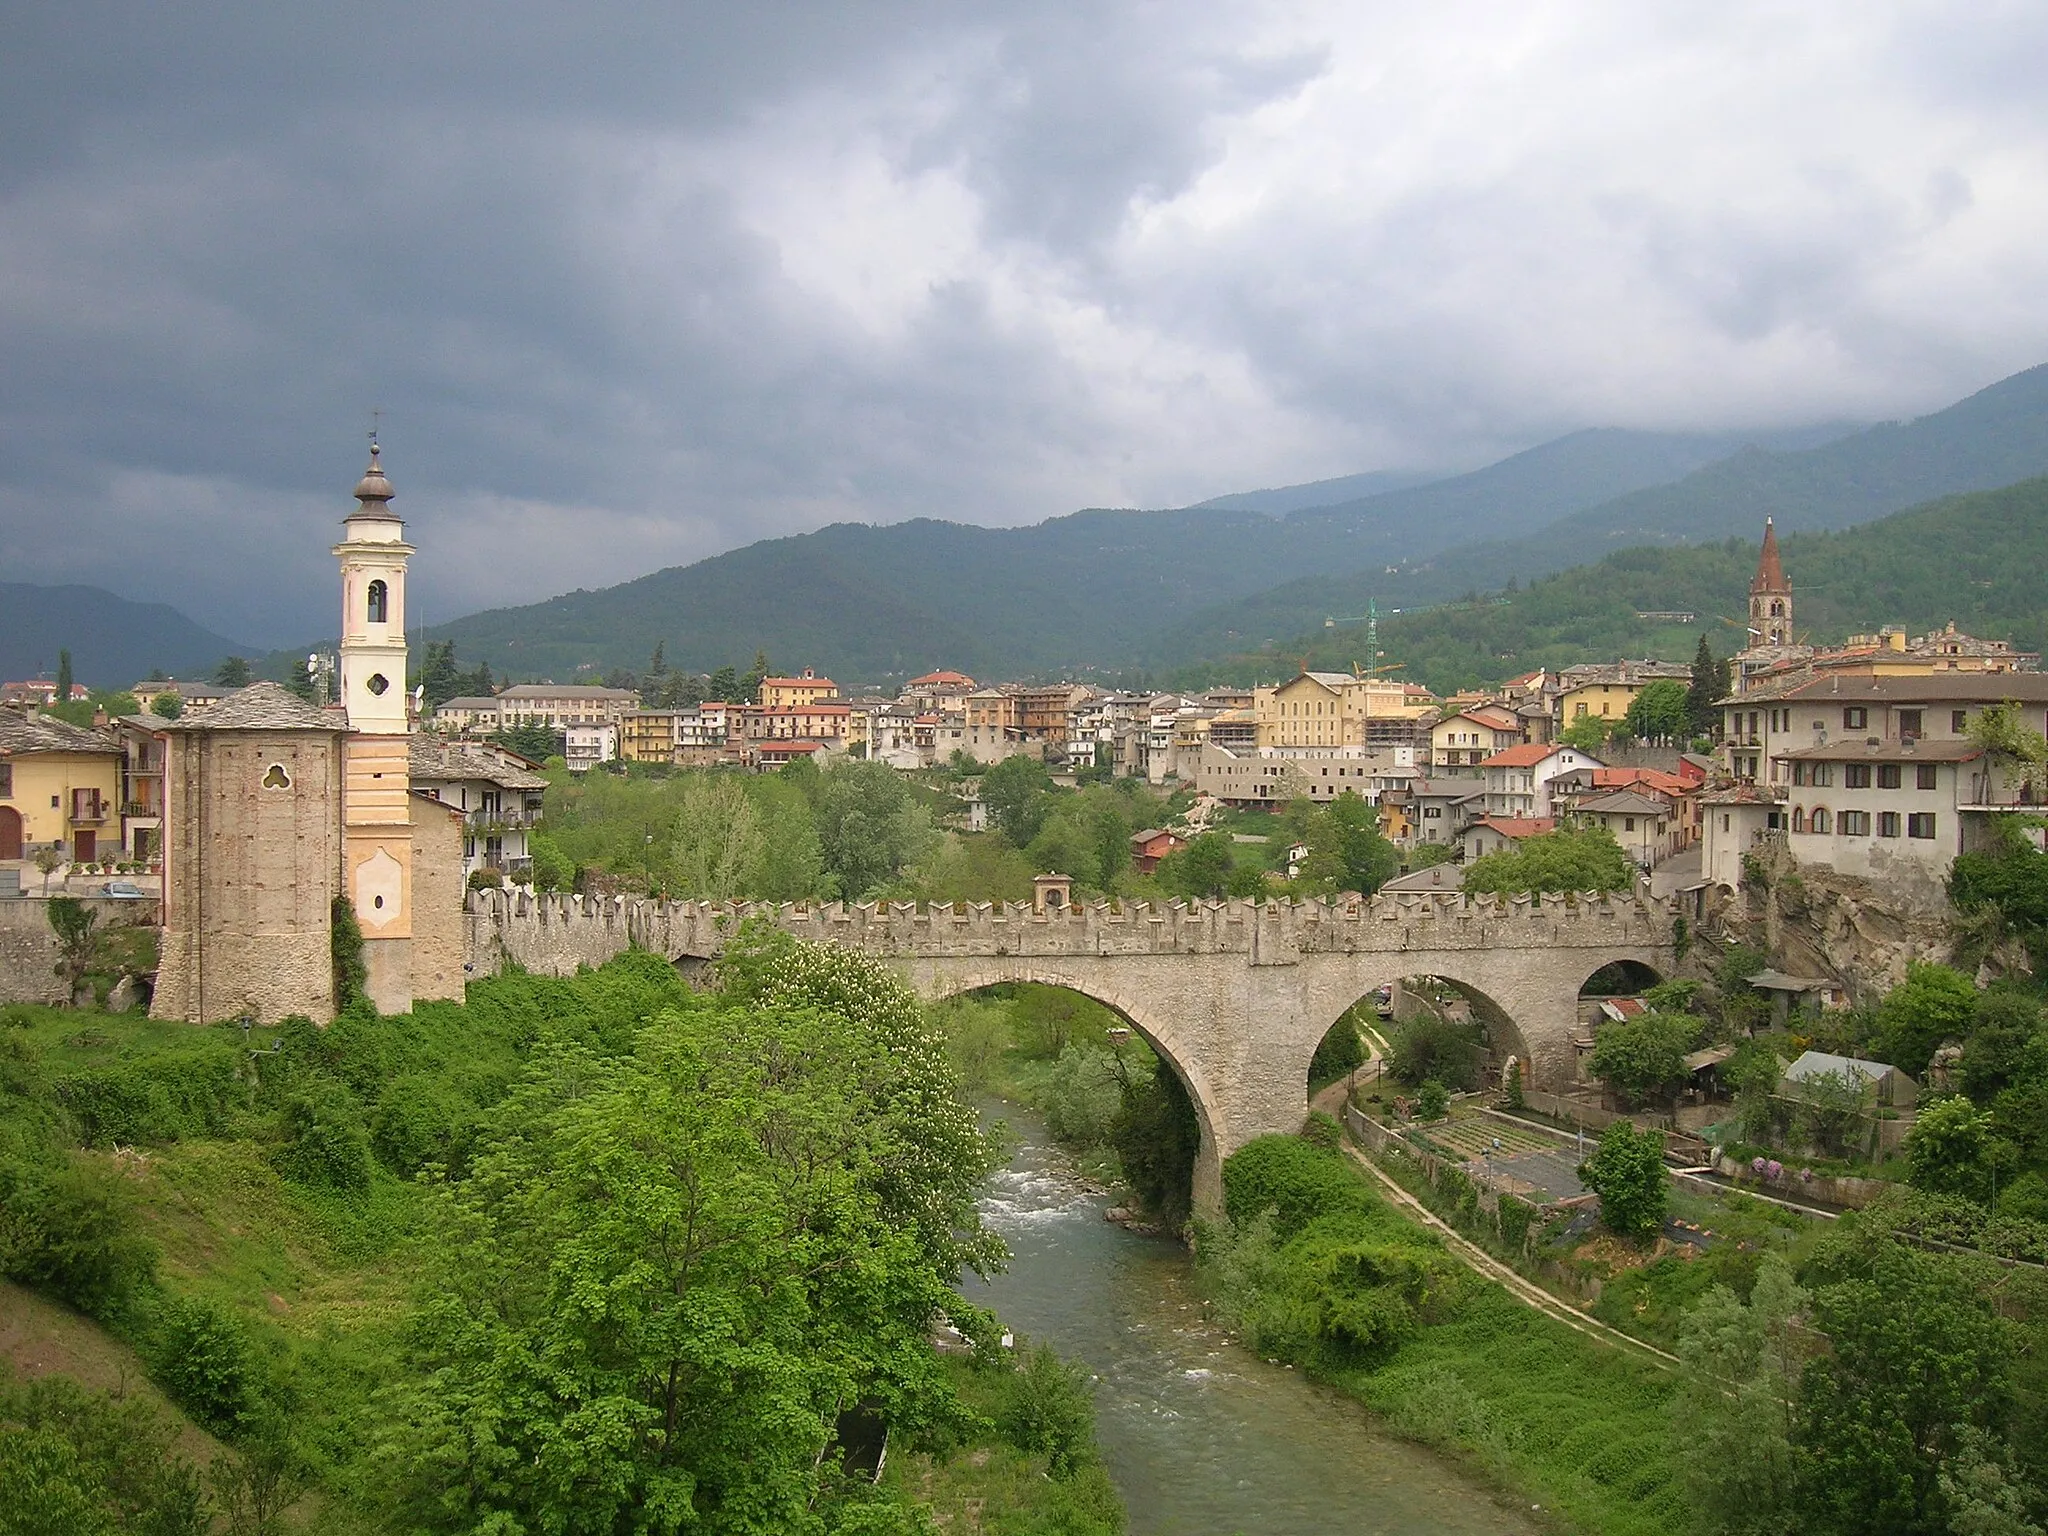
(120, 800, 162, 819)
(69, 796, 108, 825)
(467, 807, 542, 829)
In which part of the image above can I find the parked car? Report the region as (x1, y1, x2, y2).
(101, 880, 148, 899)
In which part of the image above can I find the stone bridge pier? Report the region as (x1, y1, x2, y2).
(467, 890, 1676, 1217)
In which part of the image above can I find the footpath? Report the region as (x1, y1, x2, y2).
(1311, 1070, 1677, 1372)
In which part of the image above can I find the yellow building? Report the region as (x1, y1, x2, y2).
(0, 711, 123, 863)
(1255, 670, 1429, 749)
(759, 669, 839, 709)
(1557, 661, 1692, 724)
(620, 710, 681, 764)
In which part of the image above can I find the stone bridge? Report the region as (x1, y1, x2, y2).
(466, 890, 1676, 1213)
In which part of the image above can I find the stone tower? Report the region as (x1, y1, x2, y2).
(333, 442, 418, 1013)
(1748, 517, 1792, 648)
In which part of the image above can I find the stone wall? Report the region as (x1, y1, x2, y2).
(409, 796, 468, 1005)
(0, 897, 160, 1005)
(153, 729, 344, 1024)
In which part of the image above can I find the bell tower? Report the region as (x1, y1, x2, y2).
(1748, 516, 1792, 649)
(333, 440, 417, 1014)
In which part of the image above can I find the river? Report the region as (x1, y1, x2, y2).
(961, 1099, 1542, 1536)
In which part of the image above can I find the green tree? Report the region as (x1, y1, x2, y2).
(44, 897, 100, 1002)
(1579, 1120, 1667, 1238)
(706, 665, 740, 703)
(981, 754, 1056, 847)
(383, 939, 999, 1533)
(1155, 831, 1234, 900)
(54, 649, 74, 705)
(212, 656, 252, 688)
(1589, 1010, 1698, 1108)
(152, 690, 183, 720)
(815, 761, 935, 898)
(527, 829, 575, 893)
(1675, 1253, 1805, 1536)
(1624, 679, 1692, 742)
(739, 648, 771, 704)
(1294, 791, 1399, 897)
(1793, 1232, 2024, 1536)
(1685, 635, 1728, 738)
(1907, 1095, 2004, 1204)
(1876, 962, 1978, 1074)
(418, 639, 463, 710)
(1463, 824, 1632, 895)
(1559, 713, 1614, 753)
(664, 776, 766, 899)
(1385, 1010, 1485, 1090)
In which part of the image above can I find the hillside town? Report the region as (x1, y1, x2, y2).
(6, 507, 2040, 916)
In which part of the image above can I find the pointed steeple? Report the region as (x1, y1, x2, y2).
(1747, 517, 1792, 647)
(1749, 516, 1787, 596)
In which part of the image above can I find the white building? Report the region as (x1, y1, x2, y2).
(1477, 744, 1603, 819)
(410, 738, 550, 882)
(564, 723, 618, 773)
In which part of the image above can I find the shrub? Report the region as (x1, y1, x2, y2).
(1301, 1110, 1343, 1151)
(0, 1376, 208, 1536)
(370, 1075, 481, 1176)
(996, 1344, 1098, 1477)
(1307, 1019, 1365, 1090)
(1385, 1012, 1484, 1090)
(1042, 1046, 1122, 1149)
(1580, 1121, 1668, 1239)
(1496, 1194, 1534, 1252)
(0, 1156, 158, 1316)
(1503, 1058, 1525, 1110)
(1222, 1135, 1373, 1242)
(273, 1086, 373, 1193)
(1589, 1011, 1698, 1108)
(1415, 1080, 1450, 1121)
(153, 1295, 253, 1433)
(1110, 1057, 1200, 1228)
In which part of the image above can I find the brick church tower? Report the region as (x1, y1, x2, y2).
(1748, 516, 1793, 649)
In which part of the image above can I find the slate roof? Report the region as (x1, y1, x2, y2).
(1781, 1049, 1911, 1090)
(409, 736, 549, 790)
(1574, 790, 1673, 817)
(1778, 738, 1984, 763)
(161, 682, 342, 733)
(0, 708, 119, 754)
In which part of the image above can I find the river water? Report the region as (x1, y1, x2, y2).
(960, 1100, 1541, 1536)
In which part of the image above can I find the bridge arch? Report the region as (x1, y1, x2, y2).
(910, 960, 1226, 1218)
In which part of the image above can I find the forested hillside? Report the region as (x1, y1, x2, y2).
(420, 427, 1813, 684)
(0, 583, 253, 689)
(1162, 363, 2048, 662)
(1193, 476, 2048, 693)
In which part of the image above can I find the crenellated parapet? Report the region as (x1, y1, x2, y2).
(466, 887, 1677, 973)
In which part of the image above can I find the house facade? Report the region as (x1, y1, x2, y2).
(0, 710, 123, 864)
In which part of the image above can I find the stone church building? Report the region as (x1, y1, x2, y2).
(152, 446, 467, 1023)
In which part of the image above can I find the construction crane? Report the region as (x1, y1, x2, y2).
(1321, 599, 1406, 677)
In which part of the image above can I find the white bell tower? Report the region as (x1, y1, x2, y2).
(333, 440, 413, 732)
(333, 438, 418, 1015)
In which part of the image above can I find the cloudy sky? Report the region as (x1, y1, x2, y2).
(4, 1, 2046, 645)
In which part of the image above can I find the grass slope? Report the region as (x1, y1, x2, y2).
(1165, 361, 2048, 661)
(1192, 474, 2048, 693)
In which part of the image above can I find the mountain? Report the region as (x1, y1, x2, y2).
(1192, 468, 1446, 513)
(1187, 475, 2048, 694)
(0, 583, 256, 690)
(425, 426, 1827, 685)
(1162, 364, 2048, 661)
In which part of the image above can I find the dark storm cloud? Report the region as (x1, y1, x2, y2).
(2, 1, 2045, 644)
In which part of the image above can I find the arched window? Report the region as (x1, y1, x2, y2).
(1771, 600, 1784, 617)
(367, 579, 388, 624)
(1791, 807, 1807, 833)
(1811, 807, 1831, 834)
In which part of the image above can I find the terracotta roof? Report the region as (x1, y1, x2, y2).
(1480, 743, 1585, 768)
(1750, 518, 1789, 596)
(909, 670, 975, 686)
(162, 681, 342, 733)
(0, 708, 119, 754)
